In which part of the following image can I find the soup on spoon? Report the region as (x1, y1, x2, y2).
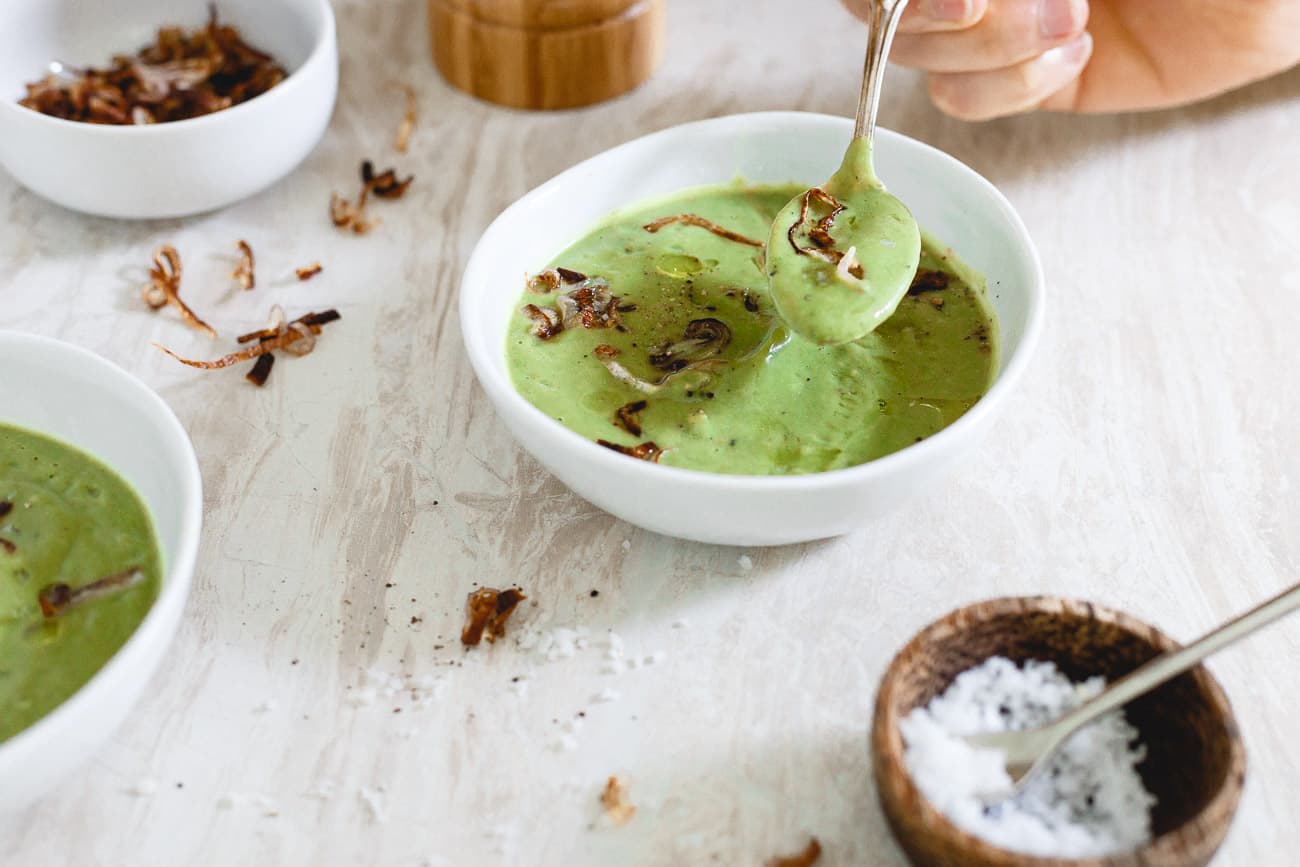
(767, 0, 919, 346)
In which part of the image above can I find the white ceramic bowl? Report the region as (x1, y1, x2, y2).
(0, 0, 337, 219)
(460, 112, 1044, 546)
(0, 332, 202, 811)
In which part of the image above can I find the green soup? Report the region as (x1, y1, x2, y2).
(0, 424, 162, 742)
(505, 182, 999, 475)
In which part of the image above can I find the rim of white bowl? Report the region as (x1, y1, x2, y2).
(0, 330, 203, 759)
(0, 0, 336, 135)
(462, 110, 1046, 491)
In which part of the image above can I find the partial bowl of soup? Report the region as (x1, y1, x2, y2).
(459, 112, 1044, 545)
(0, 331, 201, 810)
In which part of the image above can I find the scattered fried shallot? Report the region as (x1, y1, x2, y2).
(522, 304, 563, 340)
(460, 587, 527, 647)
(155, 307, 341, 384)
(907, 268, 950, 295)
(527, 267, 586, 293)
(596, 439, 663, 462)
(233, 239, 255, 290)
(141, 245, 217, 337)
(390, 81, 417, 153)
(767, 838, 823, 867)
(643, 213, 764, 248)
(0, 501, 12, 519)
(19, 8, 286, 125)
(522, 278, 624, 340)
(295, 262, 324, 281)
(38, 567, 145, 619)
(649, 318, 731, 372)
(330, 160, 414, 233)
(600, 776, 635, 827)
(787, 189, 862, 278)
(614, 400, 648, 437)
(245, 352, 275, 386)
(0, 537, 15, 555)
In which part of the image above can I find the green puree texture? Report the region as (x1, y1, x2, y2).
(0, 424, 161, 742)
(506, 182, 999, 475)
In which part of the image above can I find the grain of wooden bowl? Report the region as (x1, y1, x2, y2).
(871, 596, 1246, 867)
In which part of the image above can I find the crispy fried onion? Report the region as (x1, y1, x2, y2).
(390, 81, 417, 153)
(331, 161, 414, 233)
(141, 245, 217, 337)
(38, 567, 144, 619)
(600, 776, 636, 826)
(233, 239, 255, 290)
(245, 352, 275, 386)
(614, 399, 647, 437)
(788, 189, 863, 279)
(767, 838, 823, 867)
(460, 587, 526, 646)
(596, 439, 663, 462)
(0, 537, 15, 555)
(0, 501, 12, 519)
(295, 262, 324, 281)
(649, 318, 731, 372)
(907, 268, 950, 295)
(642, 213, 763, 248)
(155, 307, 341, 378)
(526, 267, 586, 293)
(521, 278, 622, 340)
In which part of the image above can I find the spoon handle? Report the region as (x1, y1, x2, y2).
(853, 0, 911, 141)
(1056, 581, 1300, 734)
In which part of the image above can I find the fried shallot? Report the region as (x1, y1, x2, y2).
(460, 587, 527, 646)
(766, 838, 823, 867)
(390, 81, 418, 153)
(38, 567, 145, 619)
(233, 239, 255, 290)
(141, 245, 217, 337)
(643, 213, 764, 248)
(600, 776, 635, 827)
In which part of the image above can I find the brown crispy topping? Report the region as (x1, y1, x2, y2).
(522, 304, 563, 340)
(0, 501, 12, 518)
(362, 160, 414, 200)
(557, 280, 622, 331)
(526, 270, 563, 293)
(0, 537, 15, 555)
(389, 81, 417, 153)
(600, 776, 635, 826)
(643, 213, 764, 248)
(649, 318, 731, 372)
(596, 440, 663, 462)
(593, 344, 620, 360)
(245, 352, 275, 386)
(460, 587, 526, 647)
(907, 268, 950, 295)
(742, 290, 760, 313)
(767, 838, 822, 867)
(157, 307, 340, 375)
(38, 567, 145, 619)
(556, 267, 587, 284)
(787, 189, 845, 264)
(295, 262, 324, 281)
(614, 400, 648, 437)
(233, 239, 255, 290)
(141, 245, 217, 337)
(18, 8, 286, 125)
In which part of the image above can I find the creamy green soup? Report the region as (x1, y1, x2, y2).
(506, 182, 998, 475)
(0, 424, 161, 742)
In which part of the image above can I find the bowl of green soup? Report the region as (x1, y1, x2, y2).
(460, 111, 1043, 545)
(0, 331, 201, 810)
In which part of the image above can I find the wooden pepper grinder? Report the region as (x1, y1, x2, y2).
(428, 0, 665, 110)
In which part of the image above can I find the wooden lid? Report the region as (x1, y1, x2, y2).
(429, 0, 665, 110)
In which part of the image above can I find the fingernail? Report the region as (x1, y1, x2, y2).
(927, 0, 970, 22)
(1038, 0, 1085, 39)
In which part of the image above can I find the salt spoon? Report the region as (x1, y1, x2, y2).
(766, 0, 920, 346)
(965, 580, 1300, 796)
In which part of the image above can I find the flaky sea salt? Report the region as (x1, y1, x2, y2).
(901, 657, 1156, 858)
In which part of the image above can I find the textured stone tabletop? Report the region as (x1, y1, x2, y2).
(3, 0, 1299, 864)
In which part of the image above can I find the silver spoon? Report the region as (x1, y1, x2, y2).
(766, 0, 920, 346)
(965, 581, 1300, 796)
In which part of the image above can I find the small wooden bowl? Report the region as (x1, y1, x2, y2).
(872, 596, 1246, 867)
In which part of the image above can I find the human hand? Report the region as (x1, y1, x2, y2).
(844, 0, 1300, 120)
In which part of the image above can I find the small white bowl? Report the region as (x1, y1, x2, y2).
(0, 0, 337, 219)
(0, 332, 202, 811)
(460, 112, 1044, 546)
